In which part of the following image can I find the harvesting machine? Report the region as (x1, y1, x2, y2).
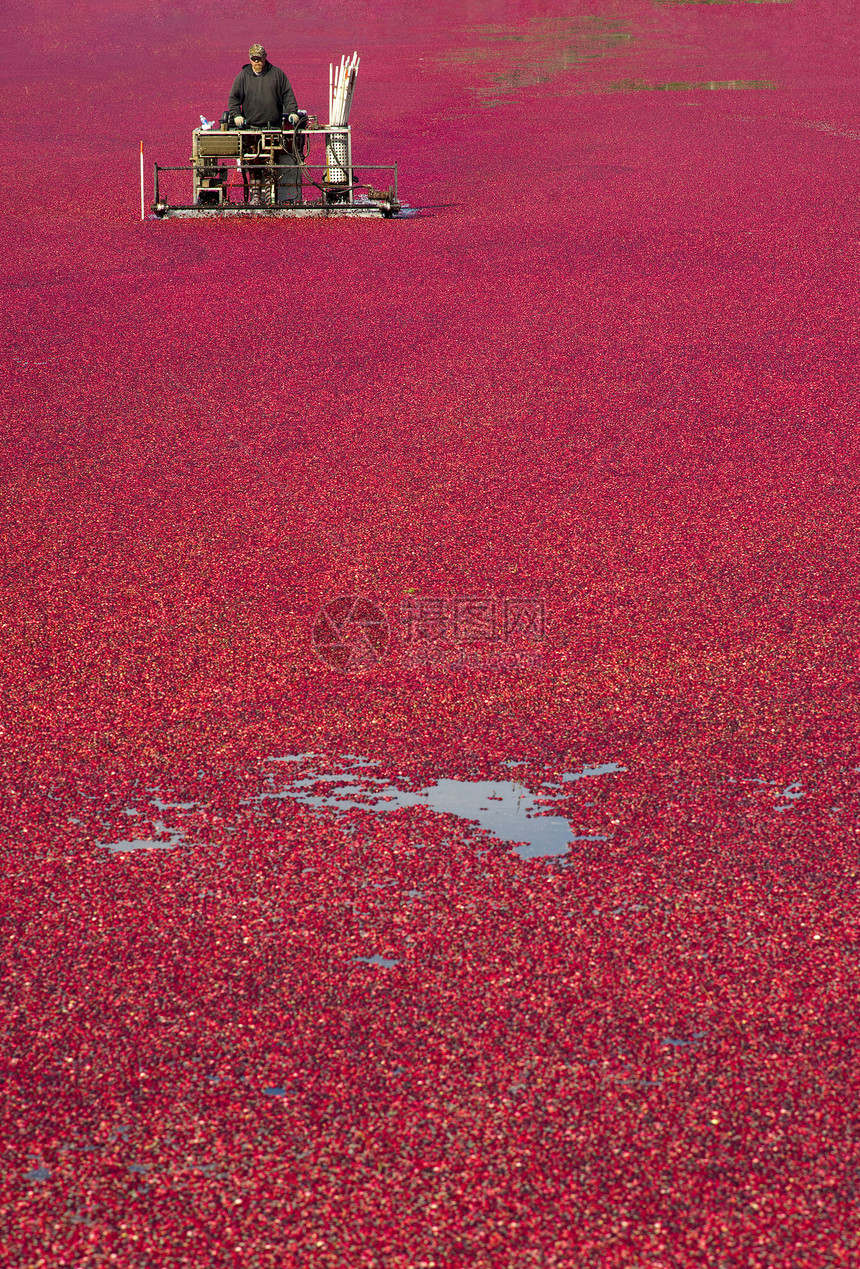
(145, 54, 400, 220)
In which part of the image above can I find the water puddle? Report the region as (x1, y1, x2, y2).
(445, 15, 633, 102)
(606, 78, 778, 91)
(260, 755, 626, 859)
(98, 818, 188, 854)
(802, 120, 860, 143)
(662, 1031, 706, 1051)
(774, 781, 804, 812)
(86, 760, 813, 863)
(445, 5, 787, 105)
(738, 776, 805, 813)
(88, 755, 627, 861)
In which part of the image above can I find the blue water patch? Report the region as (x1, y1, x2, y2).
(261, 755, 624, 859)
(740, 775, 806, 814)
(774, 781, 804, 811)
(662, 1032, 706, 1050)
(92, 755, 625, 860)
(411, 779, 594, 859)
(98, 819, 186, 853)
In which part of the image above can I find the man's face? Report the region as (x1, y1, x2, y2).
(250, 54, 266, 71)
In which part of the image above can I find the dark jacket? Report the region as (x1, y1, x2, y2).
(228, 62, 298, 127)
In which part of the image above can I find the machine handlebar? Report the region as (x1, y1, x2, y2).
(217, 109, 308, 131)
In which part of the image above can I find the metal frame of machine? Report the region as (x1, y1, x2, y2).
(150, 116, 400, 219)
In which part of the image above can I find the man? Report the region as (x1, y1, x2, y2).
(228, 45, 300, 204)
(228, 44, 298, 128)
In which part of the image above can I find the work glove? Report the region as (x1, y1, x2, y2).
(288, 113, 299, 126)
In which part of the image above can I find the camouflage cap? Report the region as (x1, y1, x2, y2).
(249, 44, 266, 57)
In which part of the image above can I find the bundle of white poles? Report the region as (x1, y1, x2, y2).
(329, 52, 360, 126)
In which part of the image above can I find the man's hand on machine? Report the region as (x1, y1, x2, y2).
(234, 114, 245, 127)
(288, 113, 299, 126)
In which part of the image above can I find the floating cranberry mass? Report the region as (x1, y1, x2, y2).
(2, 0, 859, 1264)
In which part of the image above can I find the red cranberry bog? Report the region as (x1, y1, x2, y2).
(3, 1, 860, 1265)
